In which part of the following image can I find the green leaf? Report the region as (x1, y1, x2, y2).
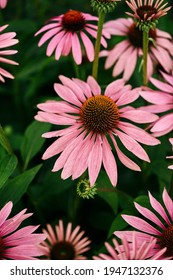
(0, 125, 13, 154)
(0, 164, 42, 207)
(21, 121, 51, 170)
(108, 213, 129, 239)
(98, 191, 118, 215)
(0, 154, 18, 189)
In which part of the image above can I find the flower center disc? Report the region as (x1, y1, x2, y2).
(80, 95, 119, 134)
(137, 5, 158, 20)
(128, 23, 156, 48)
(50, 241, 76, 260)
(62, 10, 86, 31)
(0, 237, 4, 259)
(160, 225, 173, 257)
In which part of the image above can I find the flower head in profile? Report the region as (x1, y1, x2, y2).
(100, 18, 173, 81)
(0, 24, 19, 82)
(115, 188, 173, 259)
(0, 0, 7, 9)
(35, 75, 159, 187)
(140, 71, 173, 136)
(35, 10, 110, 65)
(39, 220, 91, 260)
(167, 138, 173, 170)
(126, 0, 171, 27)
(91, 0, 120, 13)
(0, 201, 46, 260)
(93, 232, 169, 260)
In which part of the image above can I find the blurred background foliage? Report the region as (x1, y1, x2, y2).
(0, 0, 172, 257)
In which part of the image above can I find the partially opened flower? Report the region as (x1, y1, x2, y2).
(35, 10, 110, 65)
(35, 75, 159, 187)
(100, 18, 173, 81)
(0, 24, 19, 82)
(93, 232, 169, 260)
(167, 138, 173, 170)
(0, 201, 46, 260)
(115, 187, 173, 258)
(39, 220, 91, 260)
(140, 71, 173, 136)
(126, 0, 171, 22)
(0, 0, 7, 9)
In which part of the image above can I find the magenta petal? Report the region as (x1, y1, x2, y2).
(162, 188, 173, 222)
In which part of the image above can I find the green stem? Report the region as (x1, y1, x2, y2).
(92, 11, 106, 80)
(142, 29, 149, 86)
(72, 57, 80, 79)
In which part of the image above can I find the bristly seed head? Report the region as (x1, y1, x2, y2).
(50, 241, 76, 260)
(80, 95, 119, 134)
(160, 225, 173, 257)
(0, 237, 4, 259)
(90, 0, 120, 14)
(128, 22, 156, 48)
(62, 10, 86, 31)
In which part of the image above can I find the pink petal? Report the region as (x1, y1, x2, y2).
(110, 135, 141, 171)
(149, 192, 171, 225)
(102, 136, 117, 186)
(54, 83, 82, 107)
(80, 31, 94, 62)
(115, 129, 150, 162)
(88, 136, 103, 186)
(122, 215, 161, 235)
(134, 202, 166, 230)
(118, 121, 160, 145)
(120, 109, 158, 123)
(71, 33, 82, 65)
(87, 76, 101, 95)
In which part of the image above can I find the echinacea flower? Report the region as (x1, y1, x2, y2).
(167, 138, 173, 170)
(0, 201, 46, 260)
(0, 0, 7, 9)
(100, 18, 173, 81)
(35, 10, 110, 65)
(140, 71, 173, 136)
(115, 187, 173, 258)
(126, 0, 171, 22)
(35, 75, 160, 187)
(39, 220, 91, 260)
(93, 232, 169, 260)
(0, 24, 19, 82)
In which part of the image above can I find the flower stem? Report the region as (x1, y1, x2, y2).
(142, 29, 149, 86)
(72, 57, 80, 79)
(92, 11, 105, 80)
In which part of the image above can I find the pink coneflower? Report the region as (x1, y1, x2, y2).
(35, 10, 110, 65)
(93, 233, 169, 259)
(167, 138, 173, 170)
(100, 18, 173, 80)
(0, 24, 19, 82)
(0, 201, 46, 260)
(39, 220, 91, 260)
(115, 187, 173, 258)
(35, 75, 160, 186)
(140, 71, 173, 136)
(126, 0, 171, 22)
(0, 0, 7, 9)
